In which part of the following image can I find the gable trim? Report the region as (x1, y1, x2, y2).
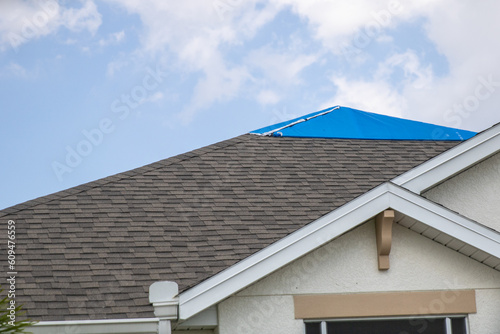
(177, 182, 500, 320)
(393, 122, 500, 193)
(388, 184, 500, 254)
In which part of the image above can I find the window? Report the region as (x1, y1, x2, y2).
(305, 316, 467, 334)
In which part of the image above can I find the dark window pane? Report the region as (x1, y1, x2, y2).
(451, 317, 467, 334)
(305, 322, 322, 334)
(326, 318, 446, 334)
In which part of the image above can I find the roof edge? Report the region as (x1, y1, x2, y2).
(0, 134, 253, 217)
(393, 121, 500, 193)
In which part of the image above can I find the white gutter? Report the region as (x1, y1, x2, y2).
(33, 282, 181, 334)
(33, 318, 159, 334)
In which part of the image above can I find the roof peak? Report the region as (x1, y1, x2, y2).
(251, 106, 477, 141)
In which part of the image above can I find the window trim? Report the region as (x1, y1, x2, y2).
(294, 290, 476, 319)
(304, 315, 469, 334)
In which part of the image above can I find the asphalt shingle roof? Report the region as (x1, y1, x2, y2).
(0, 134, 460, 321)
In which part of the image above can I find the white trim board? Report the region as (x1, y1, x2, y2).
(393, 122, 500, 193)
(177, 182, 500, 320)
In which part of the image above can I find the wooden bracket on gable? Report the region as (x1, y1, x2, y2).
(375, 209, 395, 270)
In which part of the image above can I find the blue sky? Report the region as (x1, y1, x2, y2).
(1, 0, 500, 209)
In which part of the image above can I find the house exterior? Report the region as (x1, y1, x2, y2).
(1, 106, 499, 334)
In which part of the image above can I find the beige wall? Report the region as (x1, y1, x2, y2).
(217, 221, 500, 334)
(424, 152, 500, 232)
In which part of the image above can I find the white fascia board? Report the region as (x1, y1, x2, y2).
(178, 183, 392, 320)
(392, 123, 500, 193)
(178, 182, 500, 321)
(175, 306, 218, 329)
(387, 183, 500, 258)
(33, 318, 159, 334)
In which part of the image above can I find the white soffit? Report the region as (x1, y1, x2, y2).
(395, 215, 500, 271)
(388, 184, 500, 260)
(388, 184, 500, 254)
(177, 182, 500, 320)
(392, 122, 500, 193)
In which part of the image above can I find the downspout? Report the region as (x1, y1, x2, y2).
(149, 281, 179, 334)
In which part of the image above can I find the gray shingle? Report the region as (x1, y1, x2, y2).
(0, 134, 459, 321)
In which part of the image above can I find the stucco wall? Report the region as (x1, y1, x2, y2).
(423, 152, 500, 232)
(217, 221, 500, 334)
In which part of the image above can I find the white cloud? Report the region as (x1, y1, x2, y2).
(93, 0, 500, 131)
(375, 51, 434, 90)
(0, 62, 41, 80)
(5, 62, 27, 77)
(99, 30, 125, 46)
(376, 34, 393, 44)
(179, 55, 249, 123)
(327, 76, 407, 118)
(146, 91, 164, 103)
(275, 0, 500, 131)
(64, 38, 77, 45)
(414, 0, 500, 130)
(326, 50, 434, 121)
(105, 0, 279, 55)
(114, 30, 125, 42)
(257, 90, 281, 105)
(268, 106, 300, 125)
(247, 45, 318, 85)
(0, 0, 102, 51)
(269, 0, 409, 55)
(0, 0, 59, 50)
(106, 58, 129, 77)
(59, 0, 101, 35)
(103, 0, 282, 122)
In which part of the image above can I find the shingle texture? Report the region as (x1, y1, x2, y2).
(0, 134, 459, 321)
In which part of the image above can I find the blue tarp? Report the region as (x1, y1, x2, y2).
(251, 106, 477, 141)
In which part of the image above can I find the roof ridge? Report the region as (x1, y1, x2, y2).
(0, 134, 253, 217)
(259, 105, 340, 136)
